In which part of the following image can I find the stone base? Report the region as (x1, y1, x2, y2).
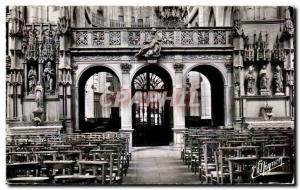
(275, 92, 285, 96)
(7, 125, 63, 136)
(172, 128, 187, 150)
(119, 128, 134, 152)
(260, 89, 270, 96)
(147, 57, 158, 64)
(245, 121, 294, 130)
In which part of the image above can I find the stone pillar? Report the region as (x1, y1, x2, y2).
(172, 58, 186, 149)
(57, 6, 73, 133)
(120, 62, 133, 150)
(7, 6, 25, 122)
(225, 63, 233, 128)
(232, 7, 244, 128)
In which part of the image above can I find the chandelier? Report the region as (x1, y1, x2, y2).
(155, 6, 188, 28)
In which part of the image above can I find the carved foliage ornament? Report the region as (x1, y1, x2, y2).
(213, 30, 226, 45)
(92, 31, 105, 46)
(120, 63, 132, 73)
(162, 31, 174, 46)
(198, 31, 209, 45)
(181, 31, 193, 45)
(74, 31, 88, 46)
(128, 31, 141, 46)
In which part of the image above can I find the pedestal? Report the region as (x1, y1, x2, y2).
(172, 128, 187, 150)
(119, 128, 134, 152)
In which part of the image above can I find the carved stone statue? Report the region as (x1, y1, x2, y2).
(259, 64, 269, 95)
(246, 66, 255, 95)
(35, 81, 43, 109)
(283, 9, 294, 37)
(135, 28, 161, 58)
(28, 66, 37, 94)
(43, 61, 56, 94)
(274, 65, 284, 95)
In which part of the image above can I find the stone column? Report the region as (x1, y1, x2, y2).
(119, 62, 133, 151)
(225, 63, 233, 128)
(232, 7, 244, 129)
(57, 6, 73, 133)
(172, 58, 186, 149)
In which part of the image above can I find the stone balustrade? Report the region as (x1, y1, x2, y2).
(71, 27, 233, 49)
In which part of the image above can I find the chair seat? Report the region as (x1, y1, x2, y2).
(54, 174, 96, 180)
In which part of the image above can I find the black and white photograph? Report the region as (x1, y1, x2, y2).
(4, 3, 296, 186)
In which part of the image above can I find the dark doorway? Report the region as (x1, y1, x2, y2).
(185, 65, 224, 128)
(132, 65, 173, 146)
(78, 66, 121, 132)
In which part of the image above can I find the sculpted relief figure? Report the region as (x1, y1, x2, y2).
(259, 64, 269, 94)
(274, 65, 284, 94)
(135, 28, 161, 58)
(28, 66, 37, 94)
(246, 65, 255, 95)
(43, 61, 56, 94)
(35, 81, 43, 109)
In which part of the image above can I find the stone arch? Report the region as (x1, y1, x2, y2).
(76, 65, 121, 132)
(130, 63, 175, 88)
(76, 64, 122, 88)
(184, 63, 228, 127)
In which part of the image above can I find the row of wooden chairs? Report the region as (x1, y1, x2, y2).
(181, 128, 294, 184)
(6, 132, 131, 185)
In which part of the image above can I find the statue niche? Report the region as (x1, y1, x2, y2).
(135, 28, 161, 58)
(43, 61, 56, 94)
(27, 65, 37, 94)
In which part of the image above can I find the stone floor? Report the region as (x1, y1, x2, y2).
(123, 146, 202, 185)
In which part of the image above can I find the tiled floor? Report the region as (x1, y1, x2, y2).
(123, 146, 202, 185)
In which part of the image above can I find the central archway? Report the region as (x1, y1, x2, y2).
(132, 65, 173, 146)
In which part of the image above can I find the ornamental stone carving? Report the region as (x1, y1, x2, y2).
(109, 31, 121, 45)
(28, 66, 37, 94)
(245, 65, 255, 95)
(35, 81, 44, 110)
(198, 31, 209, 45)
(213, 30, 226, 45)
(232, 7, 243, 37)
(155, 6, 188, 28)
(57, 7, 71, 35)
(173, 62, 184, 72)
(74, 31, 88, 46)
(120, 63, 132, 74)
(128, 31, 141, 46)
(283, 9, 294, 37)
(273, 65, 284, 95)
(43, 61, 56, 94)
(9, 6, 24, 37)
(92, 31, 105, 46)
(181, 31, 193, 45)
(22, 27, 39, 61)
(271, 35, 285, 63)
(162, 31, 174, 46)
(136, 28, 161, 58)
(259, 64, 269, 95)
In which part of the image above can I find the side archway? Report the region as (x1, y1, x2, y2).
(77, 65, 121, 132)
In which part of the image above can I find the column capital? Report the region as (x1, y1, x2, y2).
(120, 63, 132, 74)
(173, 62, 184, 73)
